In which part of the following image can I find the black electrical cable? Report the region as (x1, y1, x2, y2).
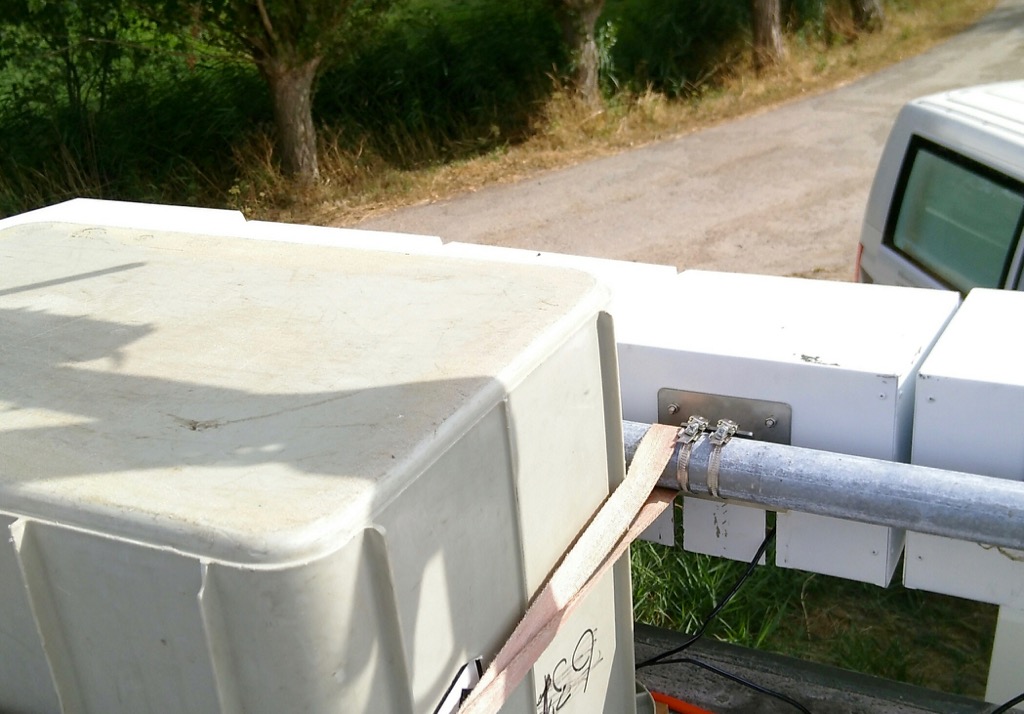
(636, 527, 777, 669)
(657, 656, 813, 714)
(990, 690, 1024, 714)
(633, 527, 812, 712)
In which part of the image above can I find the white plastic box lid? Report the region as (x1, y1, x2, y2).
(0, 220, 609, 565)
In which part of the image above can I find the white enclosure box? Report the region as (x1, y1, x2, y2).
(906, 289, 1024, 605)
(904, 289, 1024, 707)
(0, 220, 635, 714)
(617, 271, 959, 585)
(438, 243, 678, 339)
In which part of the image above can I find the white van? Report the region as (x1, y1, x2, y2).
(856, 82, 1024, 293)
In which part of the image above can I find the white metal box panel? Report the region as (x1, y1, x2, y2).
(904, 289, 1024, 708)
(906, 289, 1024, 605)
(617, 271, 959, 585)
(0, 220, 634, 714)
(439, 243, 678, 339)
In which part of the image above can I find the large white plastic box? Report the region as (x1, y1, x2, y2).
(0, 220, 635, 714)
(617, 271, 959, 585)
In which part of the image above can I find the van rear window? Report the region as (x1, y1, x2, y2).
(885, 137, 1024, 292)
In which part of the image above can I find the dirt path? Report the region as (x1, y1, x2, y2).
(351, 0, 1024, 281)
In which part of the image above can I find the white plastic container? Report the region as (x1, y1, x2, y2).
(0, 218, 635, 714)
(617, 270, 959, 585)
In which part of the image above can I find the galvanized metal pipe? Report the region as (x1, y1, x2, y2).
(623, 420, 1024, 551)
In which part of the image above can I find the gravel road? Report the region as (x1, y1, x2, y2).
(350, 0, 1024, 281)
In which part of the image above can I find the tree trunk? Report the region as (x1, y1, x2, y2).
(751, 0, 785, 72)
(850, 0, 885, 31)
(554, 0, 605, 106)
(261, 56, 321, 182)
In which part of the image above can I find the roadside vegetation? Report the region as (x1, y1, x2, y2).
(0, 0, 994, 223)
(0, 0, 999, 698)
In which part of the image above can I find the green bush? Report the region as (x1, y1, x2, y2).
(316, 0, 564, 166)
(601, 0, 751, 96)
(0, 62, 268, 216)
(0, 0, 270, 217)
(601, 0, 848, 95)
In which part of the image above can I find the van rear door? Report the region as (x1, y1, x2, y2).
(882, 136, 1024, 293)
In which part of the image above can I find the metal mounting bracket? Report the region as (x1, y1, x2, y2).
(658, 389, 792, 446)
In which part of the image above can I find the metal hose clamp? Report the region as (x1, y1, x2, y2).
(675, 415, 709, 493)
(707, 419, 738, 498)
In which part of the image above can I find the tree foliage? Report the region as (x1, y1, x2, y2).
(2, 1, 159, 172)
(2, 0, 148, 100)
(144, 0, 387, 64)
(0, 0, 269, 214)
(318, 0, 561, 164)
(602, 0, 750, 95)
(141, 0, 393, 181)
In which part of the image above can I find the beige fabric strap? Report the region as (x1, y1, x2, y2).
(457, 424, 679, 714)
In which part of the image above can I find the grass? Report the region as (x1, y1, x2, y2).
(786, 575, 996, 693)
(632, 506, 998, 697)
(237, 0, 998, 228)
